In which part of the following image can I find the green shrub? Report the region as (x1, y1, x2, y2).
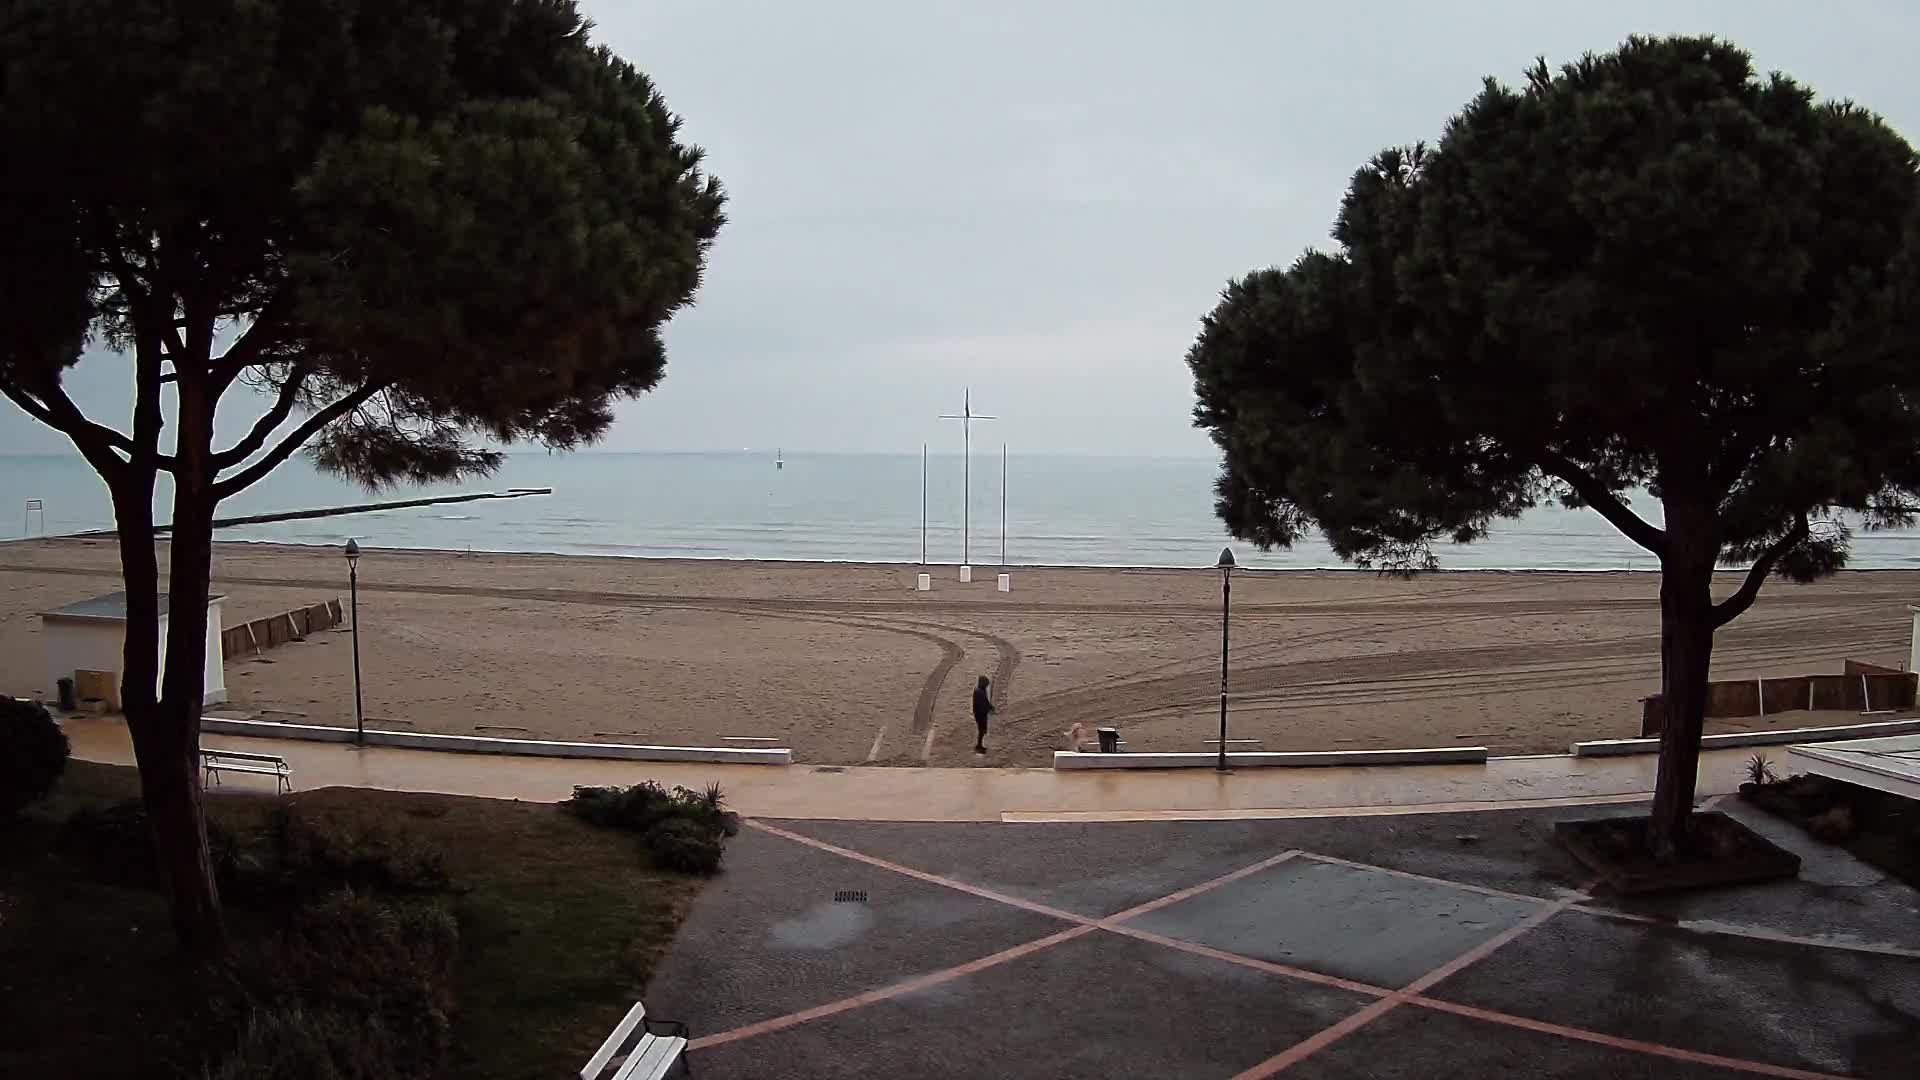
(566, 781, 737, 834)
(225, 809, 449, 906)
(221, 890, 459, 1079)
(643, 817, 725, 875)
(566, 781, 735, 874)
(1, 696, 69, 818)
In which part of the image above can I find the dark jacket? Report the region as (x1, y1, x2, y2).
(972, 683, 994, 720)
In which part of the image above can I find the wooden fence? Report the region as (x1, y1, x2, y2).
(1640, 659, 1916, 735)
(222, 599, 344, 658)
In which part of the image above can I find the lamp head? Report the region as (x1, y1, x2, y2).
(344, 538, 361, 567)
(1215, 546, 1235, 572)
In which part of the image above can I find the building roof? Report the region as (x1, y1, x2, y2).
(1788, 733, 1920, 801)
(39, 591, 224, 622)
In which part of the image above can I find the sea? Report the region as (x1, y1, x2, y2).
(3, 450, 1918, 570)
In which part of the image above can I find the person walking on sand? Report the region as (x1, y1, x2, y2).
(972, 675, 995, 754)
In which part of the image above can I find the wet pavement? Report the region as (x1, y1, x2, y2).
(646, 800, 1920, 1079)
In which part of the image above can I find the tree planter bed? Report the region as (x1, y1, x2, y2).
(1554, 811, 1800, 894)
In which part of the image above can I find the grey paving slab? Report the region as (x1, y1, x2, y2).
(689, 927, 1375, 1079)
(1296, 1003, 1758, 1080)
(1434, 908, 1920, 1079)
(779, 818, 1307, 918)
(778, 806, 1608, 920)
(1124, 857, 1540, 988)
(645, 826, 1069, 1037)
(1577, 800, 1920, 950)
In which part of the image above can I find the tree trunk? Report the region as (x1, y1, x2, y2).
(132, 363, 227, 953)
(126, 696, 222, 950)
(1648, 522, 1718, 862)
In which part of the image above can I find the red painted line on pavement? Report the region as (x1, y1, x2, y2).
(1409, 997, 1850, 1080)
(1293, 851, 1561, 906)
(747, 819, 1093, 925)
(688, 925, 1096, 1050)
(726, 825, 1886, 1077)
(1566, 904, 1920, 959)
(1232, 890, 1587, 1078)
(1102, 850, 1302, 922)
(1104, 923, 1391, 998)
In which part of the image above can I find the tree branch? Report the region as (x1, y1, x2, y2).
(1, 383, 129, 479)
(1712, 514, 1810, 629)
(0, 380, 150, 461)
(212, 363, 312, 469)
(206, 302, 285, 396)
(212, 381, 386, 500)
(1538, 452, 1667, 556)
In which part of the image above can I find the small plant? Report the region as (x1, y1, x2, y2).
(566, 781, 735, 873)
(644, 818, 726, 875)
(0, 696, 69, 819)
(1745, 753, 1779, 786)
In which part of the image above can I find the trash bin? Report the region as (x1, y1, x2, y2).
(1096, 727, 1120, 753)
(56, 676, 76, 713)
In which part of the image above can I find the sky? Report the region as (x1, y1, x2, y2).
(7, 1, 1920, 457)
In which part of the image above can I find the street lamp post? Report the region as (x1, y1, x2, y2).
(345, 539, 365, 747)
(1216, 547, 1235, 772)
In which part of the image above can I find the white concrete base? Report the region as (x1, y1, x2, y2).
(915, 572, 931, 591)
(200, 716, 793, 765)
(1052, 746, 1488, 770)
(1571, 717, 1920, 757)
(959, 565, 973, 583)
(997, 573, 1011, 592)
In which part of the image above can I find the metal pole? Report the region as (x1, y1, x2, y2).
(1000, 443, 1007, 567)
(921, 443, 928, 566)
(1218, 568, 1231, 772)
(963, 411, 970, 567)
(350, 563, 365, 747)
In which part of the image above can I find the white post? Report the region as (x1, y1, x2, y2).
(1908, 605, 1920, 673)
(920, 443, 928, 567)
(1755, 678, 1764, 717)
(1000, 443, 1007, 568)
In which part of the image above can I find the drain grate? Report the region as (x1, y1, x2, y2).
(834, 890, 868, 903)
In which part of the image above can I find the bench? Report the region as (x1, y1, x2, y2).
(580, 1000, 690, 1079)
(201, 749, 292, 795)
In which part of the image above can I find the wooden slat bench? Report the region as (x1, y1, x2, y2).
(580, 1000, 690, 1079)
(200, 749, 292, 795)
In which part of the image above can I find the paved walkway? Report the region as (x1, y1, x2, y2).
(65, 715, 1764, 821)
(648, 801, 1918, 1078)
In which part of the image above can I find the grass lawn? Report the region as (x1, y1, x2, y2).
(0, 761, 711, 1079)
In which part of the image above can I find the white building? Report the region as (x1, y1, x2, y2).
(38, 591, 227, 708)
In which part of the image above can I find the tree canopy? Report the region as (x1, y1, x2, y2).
(1188, 35, 1920, 855)
(2, 0, 724, 489)
(0, 0, 724, 948)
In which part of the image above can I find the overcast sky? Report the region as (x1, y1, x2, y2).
(8, 1, 1920, 457)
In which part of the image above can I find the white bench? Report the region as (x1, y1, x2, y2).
(580, 1000, 690, 1080)
(201, 749, 292, 795)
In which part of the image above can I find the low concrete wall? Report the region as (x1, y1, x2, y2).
(200, 717, 792, 765)
(1572, 717, 1920, 757)
(1052, 746, 1488, 770)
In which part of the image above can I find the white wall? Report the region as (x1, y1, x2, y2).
(39, 619, 125, 701)
(40, 599, 226, 707)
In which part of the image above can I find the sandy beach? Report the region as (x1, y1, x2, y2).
(2, 537, 1915, 767)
